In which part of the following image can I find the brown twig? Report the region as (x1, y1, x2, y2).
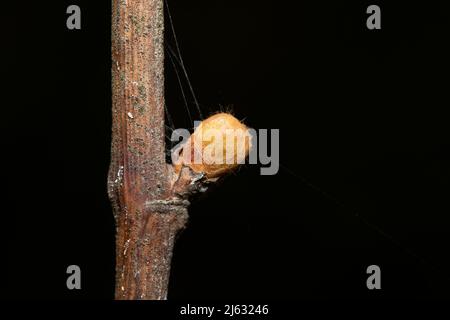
(109, 0, 249, 300)
(109, 0, 183, 300)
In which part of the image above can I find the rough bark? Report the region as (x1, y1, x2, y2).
(109, 0, 226, 300)
(109, 0, 183, 300)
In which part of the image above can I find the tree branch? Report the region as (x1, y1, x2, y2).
(109, 0, 251, 300)
(110, 0, 180, 300)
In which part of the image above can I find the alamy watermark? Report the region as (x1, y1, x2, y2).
(170, 121, 279, 176)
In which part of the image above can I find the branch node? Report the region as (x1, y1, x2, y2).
(144, 199, 190, 215)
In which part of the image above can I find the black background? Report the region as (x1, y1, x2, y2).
(1, 0, 450, 301)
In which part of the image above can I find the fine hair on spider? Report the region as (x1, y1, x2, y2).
(164, 0, 252, 174)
